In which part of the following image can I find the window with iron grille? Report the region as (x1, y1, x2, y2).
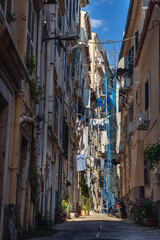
(54, 95, 59, 136)
(0, 0, 13, 23)
(26, 0, 35, 69)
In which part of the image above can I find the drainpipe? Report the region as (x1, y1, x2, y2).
(58, 8, 67, 201)
(47, 4, 57, 218)
(42, 7, 51, 212)
(36, 10, 43, 174)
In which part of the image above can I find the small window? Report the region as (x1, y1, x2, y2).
(129, 101, 134, 122)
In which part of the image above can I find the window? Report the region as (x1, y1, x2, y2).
(66, 0, 68, 9)
(69, 0, 72, 28)
(145, 80, 149, 111)
(26, 0, 35, 69)
(129, 101, 134, 122)
(135, 31, 139, 52)
(72, 0, 75, 22)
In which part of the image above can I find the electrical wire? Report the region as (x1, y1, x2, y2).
(79, 20, 159, 45)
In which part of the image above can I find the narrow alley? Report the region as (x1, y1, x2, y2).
(30, 214, 160, 240)
(2, 0, 160, 239)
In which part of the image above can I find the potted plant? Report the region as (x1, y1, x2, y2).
(129, 196, 157, 226)
(55, 202, 67, 223)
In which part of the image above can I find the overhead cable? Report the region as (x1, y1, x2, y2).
(79, 20, 159, 45)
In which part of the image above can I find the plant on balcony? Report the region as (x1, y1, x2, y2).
(129, 196, 156, 224)
(144, 141, 160, 170)
(26, 52, 44, 105)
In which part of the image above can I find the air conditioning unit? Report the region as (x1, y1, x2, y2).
(125, 78, 131, 89)
(137, 113, 149, 130)
(129, 122, 135, 135)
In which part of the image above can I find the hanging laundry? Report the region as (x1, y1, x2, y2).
(76, 154, 86, 171)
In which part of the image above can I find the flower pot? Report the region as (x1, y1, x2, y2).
(85, 210, 89, 216)
(144, 218, 157, 227)
(80, 210, 85, 216)
(55, 215, 64, 224)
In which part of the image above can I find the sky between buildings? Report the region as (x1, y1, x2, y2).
(82, 0, 130, 68)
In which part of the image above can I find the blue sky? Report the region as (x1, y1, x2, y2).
(82, 0, 130, 67)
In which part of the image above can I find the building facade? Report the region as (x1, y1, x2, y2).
(118, 0, 160, 223)
(0, 0, 90, 239)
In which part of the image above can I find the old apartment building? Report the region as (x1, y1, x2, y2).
(117, 0, 160, 224)
(0, 0, 91, 239)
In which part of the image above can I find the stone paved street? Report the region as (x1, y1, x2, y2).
(30, 214, 160, 240)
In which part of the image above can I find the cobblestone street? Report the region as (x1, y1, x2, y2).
(30, 214, 160, 240)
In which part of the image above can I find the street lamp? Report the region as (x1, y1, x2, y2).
(43, 32, 79, 42)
